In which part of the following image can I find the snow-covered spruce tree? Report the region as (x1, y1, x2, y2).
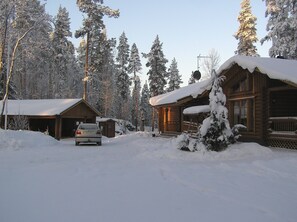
(128, 43, 142, 129)
(51, 6, 76, 98)
(200, 70, 235, 152)
(234, 0, 258, 56)
(143, 35, 168, 130)
(116, 32, 130, 100)
(143, 35, 168, 97)
(262, 0, 297, 59)
(167, 58, 182, 92)
(140, 81, 151, 127)
(114, 32, 131, 119)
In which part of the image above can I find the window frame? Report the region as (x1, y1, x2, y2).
(231, 98, 255, 132)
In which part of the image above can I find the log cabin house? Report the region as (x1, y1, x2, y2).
(150, 56, 297, 149)
(0, 98, 100, 140)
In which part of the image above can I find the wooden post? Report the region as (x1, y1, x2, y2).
(152, 108, 155, 132)
(55, 115, 61, 140)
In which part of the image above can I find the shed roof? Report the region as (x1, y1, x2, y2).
(96, 117, 116, 122)
(0, 98, 98, 116)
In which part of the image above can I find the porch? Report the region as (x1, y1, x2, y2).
(267, 117, 297, 149)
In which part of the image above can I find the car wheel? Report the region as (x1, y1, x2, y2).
(97, 142, 102, 146)
(75, 142, 80, 146)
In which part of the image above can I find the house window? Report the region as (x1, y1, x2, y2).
(233, 76, 250, 92)
(233, 99, 254, 131)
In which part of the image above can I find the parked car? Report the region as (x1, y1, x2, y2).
(75, 123, 102, 146)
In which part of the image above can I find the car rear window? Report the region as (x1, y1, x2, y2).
(79, 124, 98, 130)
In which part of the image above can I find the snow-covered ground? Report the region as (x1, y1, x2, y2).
(1, 129, 297, 222)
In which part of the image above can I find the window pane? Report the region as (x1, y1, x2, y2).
(234, 101, 240, 125)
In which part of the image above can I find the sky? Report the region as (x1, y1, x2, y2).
(42, 0, 271, 86)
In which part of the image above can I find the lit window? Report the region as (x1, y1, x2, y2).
(233, 99, 254, 131)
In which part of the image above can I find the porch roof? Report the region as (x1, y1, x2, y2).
(218, 55, 297, 86)
(0, 98, 96, 116)
(149, 79, 212, 106)
(183, 105, 210, 115)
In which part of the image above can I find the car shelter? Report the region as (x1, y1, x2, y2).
(1, 98, 100, 140)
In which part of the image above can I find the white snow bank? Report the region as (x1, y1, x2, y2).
(149, 79, 212, 106)
(0, 129, 58, 150)
(218, 55, 297, 85)
(1, 131, 297, 222)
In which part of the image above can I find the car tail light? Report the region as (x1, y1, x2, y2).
(76, 130, 81, 135)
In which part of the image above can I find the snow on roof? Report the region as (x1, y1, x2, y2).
(150, 55, 297, 107)
(0, 99, 83, 116)
(217, 55, 297, 85)
(96, 117, 115, 122)
(183, 105, 210, 115)
(149, 79, 212, 106)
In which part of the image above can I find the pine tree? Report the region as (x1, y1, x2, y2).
(262, 0, 297, 59)
(143, 35, 168, 97)
(128, 43, 142, 130)
(75, 0, 119, 103)
(51, 6, 76, 98)
(234, 0, 258, 56)
(143, 35, 168, 130)
(116, 32, 130, 101)
(200, 70, 234, 152)
(167, 58, 182, 92)
(131, 75, 141, 128)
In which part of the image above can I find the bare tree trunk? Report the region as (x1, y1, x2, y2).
(0, 23, 39, 127)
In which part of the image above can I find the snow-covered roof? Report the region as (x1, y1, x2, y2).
(96, 117, 116, 122)
(183, 105, 210, 115)
(150, 55, 297, 107)
(149, 79, 212, 106)
(218, 55, 297, 85)
(0, 99, 84, 116)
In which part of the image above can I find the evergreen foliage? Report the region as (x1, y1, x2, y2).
(262, 0, 297, 59)
(143, 35, 168, 97)
(140, 81, 151, 126)
(128, 43, 142, 129)
(116, 32, 130, 101)
(234, 0, 258, 56)
(167, 58, 182, 92)
(51, 6, 77, 98)
(200, 70, 235, 152)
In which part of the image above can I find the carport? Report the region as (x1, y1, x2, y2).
(1, 99, 100, 140)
